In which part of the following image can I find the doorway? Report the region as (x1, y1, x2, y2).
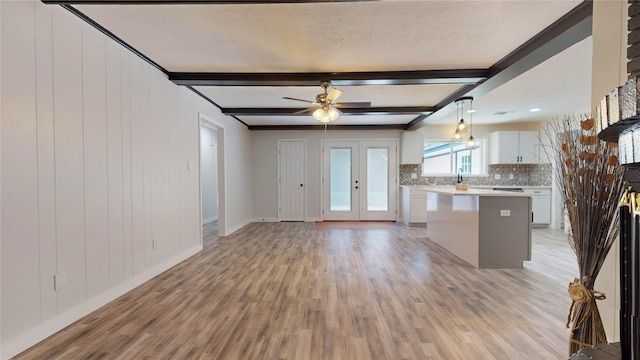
(199, 113, 225, 240)
(322, 139, 397, 221)
(201, 124, 218, 237)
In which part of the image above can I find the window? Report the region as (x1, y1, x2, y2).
(422, 139, 486, 175)
(459, 154, 471, 173)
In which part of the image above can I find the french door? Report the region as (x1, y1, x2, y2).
(322, 140, 397, 221)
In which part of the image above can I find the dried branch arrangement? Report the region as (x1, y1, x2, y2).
(544, 115, 625, 356)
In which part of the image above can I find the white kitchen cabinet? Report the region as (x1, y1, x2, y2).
(400, 131, 423, 164)
(489, 131, 546, 164)
(523, 188, 551, 225)
(401, 187, 427, 225)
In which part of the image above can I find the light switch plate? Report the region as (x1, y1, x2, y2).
(500, 210, 511, 217)
(494, 174, 501, 180)
(411, 173, 417, 179)
(509, 174, 514, 179)
(54, 272, 67, 291)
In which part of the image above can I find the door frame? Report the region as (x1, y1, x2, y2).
(277, 139, 306, 221)
(321, 138, 398, 221)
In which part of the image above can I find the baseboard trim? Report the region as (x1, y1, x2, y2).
(1, 244, 202, 360)
(305, 217, 322, 222)
(252, 217, 279, 223)
(224, 218, 252, 236)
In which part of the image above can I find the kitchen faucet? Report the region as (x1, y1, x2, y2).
(457, 168, 463, 184)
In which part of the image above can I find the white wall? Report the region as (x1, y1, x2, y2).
(222, 118, 253, 234)
(200, 125, 218, 223)
(0, 2, 252, 358)
(251, 130, 402, 221)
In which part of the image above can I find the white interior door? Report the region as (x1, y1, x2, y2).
(322, 140, 397, 221)
(322, 141, 360, 221)
(359, 140, 397, 221)
(278, 140, 305, 221)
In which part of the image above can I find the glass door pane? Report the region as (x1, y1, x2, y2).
(367, 148, 388, 211)
(330, 148, 351, 211)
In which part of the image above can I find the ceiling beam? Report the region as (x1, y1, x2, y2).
(405, 0, 593, 130)
(223, 106, 434, 116)
(404, 84, 477, 129)
(168, 70, 488, 87)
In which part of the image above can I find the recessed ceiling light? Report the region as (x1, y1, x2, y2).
(466, 109, 476, 113)
(493, 111, 515, 116)
(529, 108, 541, 112)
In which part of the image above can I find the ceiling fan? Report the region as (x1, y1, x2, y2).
(283, 81, 371, 123)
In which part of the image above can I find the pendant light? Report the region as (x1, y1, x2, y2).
(451, 96, 477, 149)
(465, 97, 476, 149)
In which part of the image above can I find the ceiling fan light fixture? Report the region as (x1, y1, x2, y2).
(284, 80, 365, 124)
(313, 107, 330, 123)
(328, 107, 340, 121)
(312, 105, 340, 123)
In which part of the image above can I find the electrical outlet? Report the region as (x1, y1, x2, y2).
(500, 210, 511, 217)
(411, 173, 418, 179)
(186, 162, 192, 172)
(509, 174, 514, 180)
(54, 272, 67, 291)
(153, 239, 159, 250)
(494, 174, 501, 180)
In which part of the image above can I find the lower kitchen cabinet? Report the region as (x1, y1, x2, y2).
(401, 186, 427, 226)
(523, 188, 551, 225)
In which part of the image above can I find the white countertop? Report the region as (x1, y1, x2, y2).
(417, 186, 532, 197)
(468, 185, 552, 189)
(401, 185, 551, 190)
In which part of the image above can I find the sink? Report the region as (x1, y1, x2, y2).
(492, 187, 524, 192)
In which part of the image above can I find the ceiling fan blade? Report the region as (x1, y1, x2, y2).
(335, 101, 372, 108)
(293, 107, 317, 115)
(326, 87, 343, 103)
(282, 96, 315, 104)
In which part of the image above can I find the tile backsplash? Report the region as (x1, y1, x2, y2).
(399, 163, 552, 186)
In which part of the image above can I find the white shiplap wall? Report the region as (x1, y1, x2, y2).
(1, 2, 252, 357)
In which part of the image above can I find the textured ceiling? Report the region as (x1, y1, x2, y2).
(62, 0, 590, 129)
(75, 1, 580, 72)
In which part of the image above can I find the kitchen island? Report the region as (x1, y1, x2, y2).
(423, 187, 532, 269)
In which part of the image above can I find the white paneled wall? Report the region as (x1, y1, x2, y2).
(1, 2, 252, 358)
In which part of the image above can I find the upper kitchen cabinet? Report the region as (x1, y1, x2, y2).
(400, 131, 424, 165)
(489, 131, 548, 164)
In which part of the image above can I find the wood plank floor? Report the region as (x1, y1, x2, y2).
(13, 223, 578, 359)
